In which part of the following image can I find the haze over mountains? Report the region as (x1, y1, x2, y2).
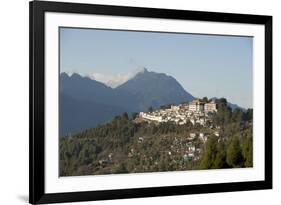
(89, 68, 145, 88)
(60, 68, 194, 136)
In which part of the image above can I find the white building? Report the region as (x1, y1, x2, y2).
(189, 133, 196, 139)
(199, 133, 208, 143)
(140, 112, 163, 122)
(214, 131, 220, 137)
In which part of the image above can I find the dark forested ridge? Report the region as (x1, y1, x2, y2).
(59, 99, 253, 176)
(60, 93, 127, 135)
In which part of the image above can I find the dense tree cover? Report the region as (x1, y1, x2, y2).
(199, 130, 252, 169)
(199, 98, 253, 169)
(60, 114, 199, 176)
(202, 97, 209, 103)
(60, 98, 253, 176)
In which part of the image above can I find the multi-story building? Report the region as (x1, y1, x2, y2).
(189, 99, 204, 112)
(204, 101, 217, 112)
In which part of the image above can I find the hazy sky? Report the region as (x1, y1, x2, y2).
(60, 27, 253, 108)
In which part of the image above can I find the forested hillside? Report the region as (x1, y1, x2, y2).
(60, 99, 253, 176)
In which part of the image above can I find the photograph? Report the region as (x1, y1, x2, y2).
(59, 27, 254, 177)
(28, 1, 272, 204)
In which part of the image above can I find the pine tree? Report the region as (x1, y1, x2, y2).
(226, 136, 243, 167)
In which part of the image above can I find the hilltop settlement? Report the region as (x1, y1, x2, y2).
(139, 99, 217, 126)
(60, 97, 253, 176)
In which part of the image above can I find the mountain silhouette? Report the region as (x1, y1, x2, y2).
(59, 69, 194, 136)
(116, 68, 194, 110)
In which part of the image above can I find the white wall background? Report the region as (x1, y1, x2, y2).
(0, 0, 279, 204)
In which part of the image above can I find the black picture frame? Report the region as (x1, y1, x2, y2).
(29, 0, 272, 204)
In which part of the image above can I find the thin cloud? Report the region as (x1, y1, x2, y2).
(90, 68, 145, 88)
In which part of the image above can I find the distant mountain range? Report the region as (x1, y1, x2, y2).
(60, 69, 247, 136)
(60, 69, 194, 136)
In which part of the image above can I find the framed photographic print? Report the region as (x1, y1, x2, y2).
(29, 0, 272, 204)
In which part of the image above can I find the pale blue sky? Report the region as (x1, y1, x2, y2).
(60, 27, 253, 108)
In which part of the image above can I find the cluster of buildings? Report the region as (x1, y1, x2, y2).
(139, 99, 218, 126)
(183, 131, 220, 160)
